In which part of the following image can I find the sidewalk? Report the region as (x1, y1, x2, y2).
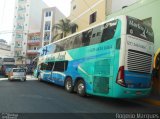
(26, 75, 37, 80)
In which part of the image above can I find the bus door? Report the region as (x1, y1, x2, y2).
(47, 62, 55, 82)
(51, 61, 68, 86)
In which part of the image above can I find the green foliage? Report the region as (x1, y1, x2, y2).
(52, 18, 78, 42)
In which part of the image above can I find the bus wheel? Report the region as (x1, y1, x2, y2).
(65, 77, 73, 93)
(77, 80, 86, 97)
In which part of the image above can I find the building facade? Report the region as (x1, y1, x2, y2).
(41, 7, 66, 46)
(12, 0, 48, 65)
(69, 0, 107, 32)
(0, 39, 12, 57)
(26, 32, 41, 64)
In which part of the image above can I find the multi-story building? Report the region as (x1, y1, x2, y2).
(12, 0, 48, 65)
(68, 0, 107, 32)
(26, 32, 41, 64)
(41, 7, 66, 46)
(0, 39, 12, 57)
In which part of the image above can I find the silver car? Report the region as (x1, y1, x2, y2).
(8, 68, 26, 81)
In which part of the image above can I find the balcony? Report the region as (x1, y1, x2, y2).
(27, 40, 41, 46)
(18, 7, 26, 12)
(27, 50, 39, 55)
(18, 0, 27, 3)
(17, 15, 25, 21)
(16, 25, 24, 30)
(15, 34, 23, 39)
(15, 46, 22, 51)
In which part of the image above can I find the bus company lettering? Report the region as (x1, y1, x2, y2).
(116, 113, 159, 119)
(127, 41, 146, 49)
(57, 53, 65, 60)
(46, 53, 65, 61)
(104, 21, 117, 29)
(129, 20, 145, 32)
(129, 20, 153, 37)
(89, 45, 112, 52)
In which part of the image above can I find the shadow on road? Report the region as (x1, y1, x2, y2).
(0, 78, 159, 113)
(37, 80, 152, 109)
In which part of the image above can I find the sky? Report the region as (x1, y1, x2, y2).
(0, 0, 72, 45)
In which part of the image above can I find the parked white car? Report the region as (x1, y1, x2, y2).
(8, 68, 26, 81)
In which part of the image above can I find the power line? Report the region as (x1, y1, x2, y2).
(83, 0, 103, 22)
(70, 13, 89, 25)
(70, 0, 104, 23)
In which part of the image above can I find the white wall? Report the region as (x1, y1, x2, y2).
(111, 0, 138, 14)
(29, 0, 48, 33)
(55, 8, 66, 24)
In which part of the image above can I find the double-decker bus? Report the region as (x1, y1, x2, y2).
(35, 16, 154, 98)
(0, 57, 16, 76)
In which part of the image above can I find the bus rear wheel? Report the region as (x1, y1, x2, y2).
(65, 77, 73, 93)
(77, 80, 86, 97)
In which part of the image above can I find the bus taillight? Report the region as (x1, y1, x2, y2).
(116, 66, 126, 87)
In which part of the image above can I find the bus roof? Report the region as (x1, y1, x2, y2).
(44, 15, 126, 48)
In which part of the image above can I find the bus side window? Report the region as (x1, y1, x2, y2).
(82, 29, 93, 46)
(89, 25, 102, 45)
(101, 21, 117, 42)
(73, 34, 83, 49)
(63, 38, 70, 50)
(40, 63, 47, 70)
(55, 42, 64, 53)
(68, 36, 75, 50)
(46, 62, 54, 70)
(53, 61, 68, 72)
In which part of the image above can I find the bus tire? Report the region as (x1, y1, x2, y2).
(77, 79, 86, 97)
(65, 77, 73, 93)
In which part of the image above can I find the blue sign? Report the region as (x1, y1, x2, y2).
(38, 43, 56, 56)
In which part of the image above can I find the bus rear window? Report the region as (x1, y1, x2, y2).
(127, 16, 154, 43)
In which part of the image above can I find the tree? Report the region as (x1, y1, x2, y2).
(52, 18, 78, 42)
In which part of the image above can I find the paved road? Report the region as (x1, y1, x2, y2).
(0, 76, 159, 118)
